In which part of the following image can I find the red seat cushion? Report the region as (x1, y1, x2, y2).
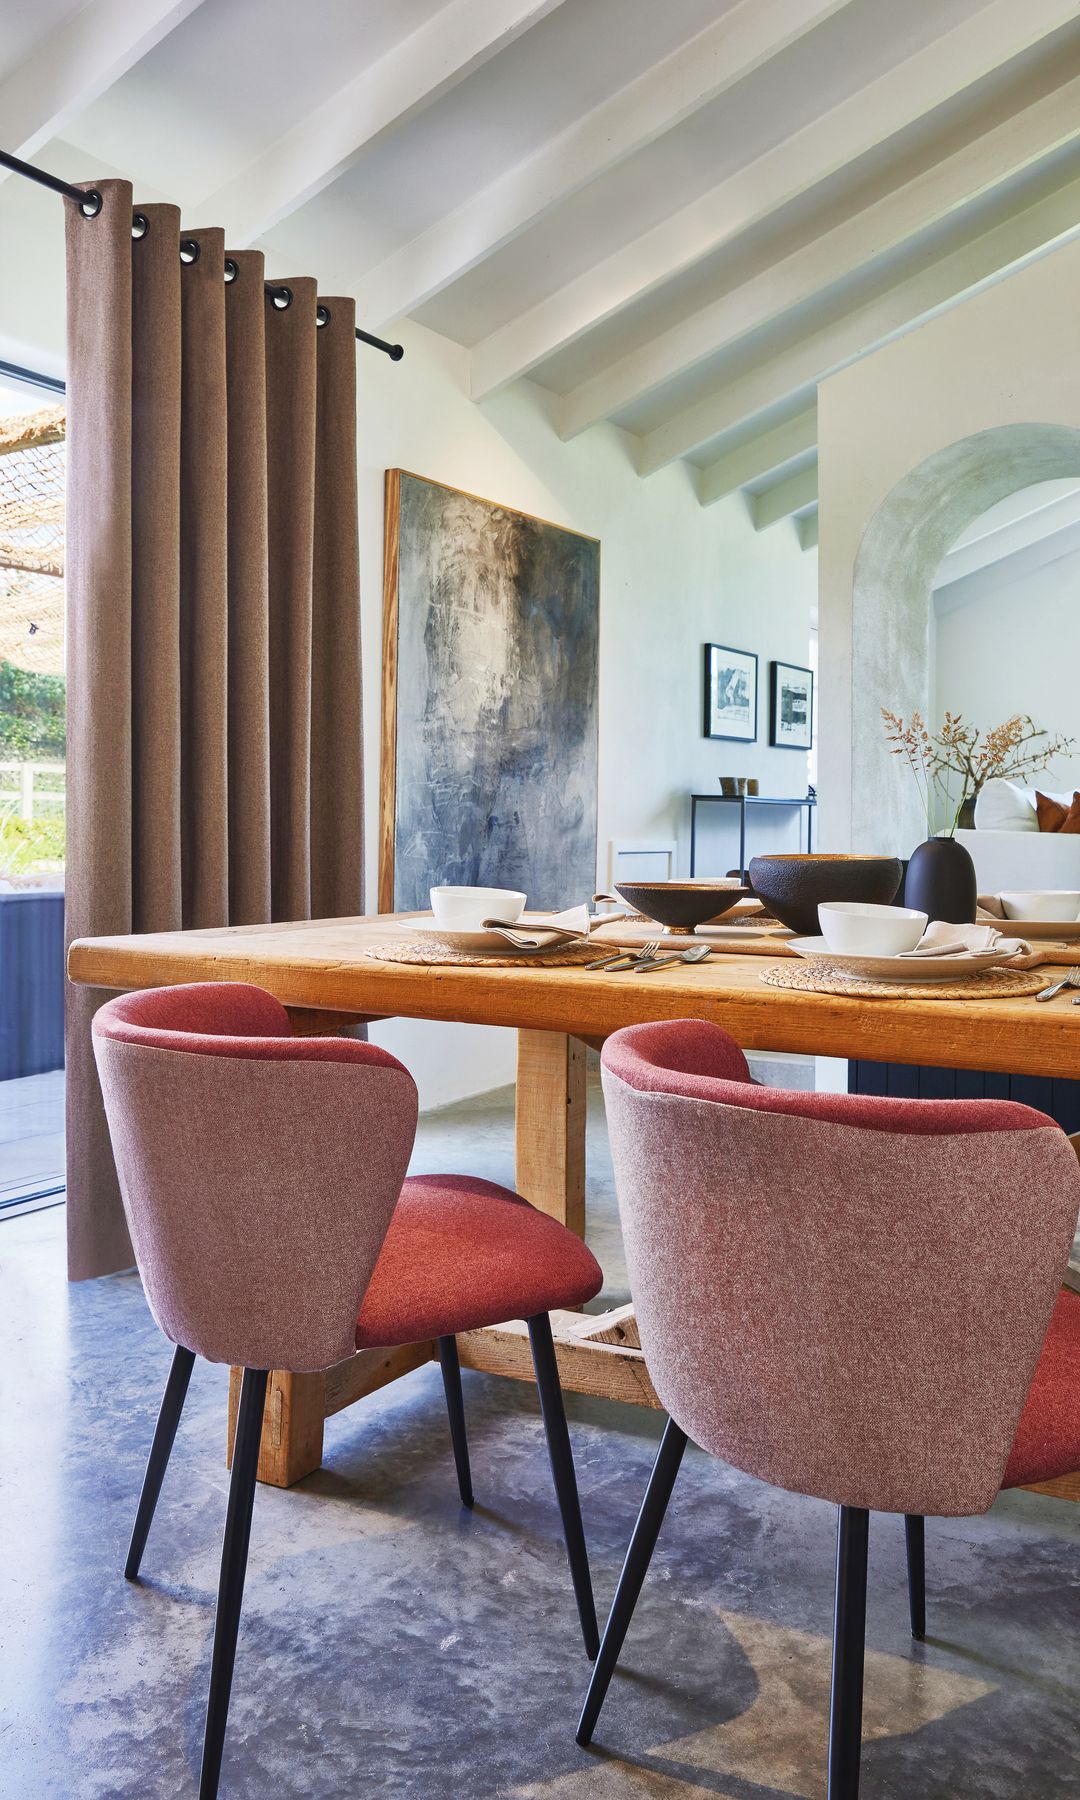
(1003, 1289, 1080, 1488)
(355, 1174, 604, 1348)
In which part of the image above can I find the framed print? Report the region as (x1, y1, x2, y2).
(704, 643, 757, 742)
(770, 660, 814, 749)
(380, 470, 599, 912)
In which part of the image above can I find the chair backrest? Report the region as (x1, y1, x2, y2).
(601, 1018, 1080, 1517)
(93, 983, 418, 1372)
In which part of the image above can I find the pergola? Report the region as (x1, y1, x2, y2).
(0, 405, 65, 677)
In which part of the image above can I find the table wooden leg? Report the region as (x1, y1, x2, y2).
(227, 1369, 326, 1488)
(227, 1343, 435, 1489)
(515, 1029, 587, 1237)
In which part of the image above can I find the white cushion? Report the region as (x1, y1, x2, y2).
(956, 827, 1080, 892)
(973, 779, 1037, 832)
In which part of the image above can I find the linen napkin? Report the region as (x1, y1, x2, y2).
(477, 904, 592, 949)
(899, 920, 1030, 958)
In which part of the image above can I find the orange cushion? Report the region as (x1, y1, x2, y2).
(1036, 791, 1080, 832)
(1002, 1289, 1080, 1487)
(356, 1174, 603, 1348)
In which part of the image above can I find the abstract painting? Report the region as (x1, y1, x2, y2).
(380, 470, 600, 912)
(704, 643, 757, 741)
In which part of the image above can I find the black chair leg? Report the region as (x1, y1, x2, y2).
(437, 1334, 474, 1507)
(577, 1415, 688, 1746)
(904, 1515, 925, 1641)
(125, 1343, 196, 1580)
(527, 1313, 600, 1659)
(828, 1505, 869, 1800)
(198, 1366, 269, 1800)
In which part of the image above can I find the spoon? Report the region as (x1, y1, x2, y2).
(633, 943, 713, 973)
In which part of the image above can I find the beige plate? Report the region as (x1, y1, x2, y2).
(992, 916, 1080, 940)
(787, 936, 1017, 983)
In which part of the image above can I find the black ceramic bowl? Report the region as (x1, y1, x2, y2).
(615, 879, 753, 934)
(746, 854, 903, 937)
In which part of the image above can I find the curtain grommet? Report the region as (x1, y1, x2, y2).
(316, 304, 331, 328)
(131, 212, 149, 240)
(180, 238, 201, 265)
(79, 189, 103, 219)
(224, 257, 239, 283)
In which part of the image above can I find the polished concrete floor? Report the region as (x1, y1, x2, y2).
(4, 1069, 1080, 1799)
(0, 1068, 64, 1209)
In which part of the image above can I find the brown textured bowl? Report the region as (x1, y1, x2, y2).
(747, 854, 903, 937)
(615, 879, 752, 934)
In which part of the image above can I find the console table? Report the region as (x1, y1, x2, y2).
(690, 792, 816, 879)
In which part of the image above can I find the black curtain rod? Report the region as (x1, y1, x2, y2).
(1, 148, 405, 362)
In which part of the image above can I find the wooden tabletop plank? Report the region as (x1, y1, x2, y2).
(67, 913, 1080, 1080)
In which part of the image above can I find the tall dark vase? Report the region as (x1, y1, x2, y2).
(903, 836, 978, 924)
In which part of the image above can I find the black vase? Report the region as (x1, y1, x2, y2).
(903, 836, 977, 924)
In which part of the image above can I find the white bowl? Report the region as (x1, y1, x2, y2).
(1000, 890, 1080, 922)
(429, 885, 527, 931)
(818, 901, 928, 956)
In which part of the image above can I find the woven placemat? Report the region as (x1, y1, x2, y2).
(365, 938, 599, 968)
(759, 962, 1048, 1001)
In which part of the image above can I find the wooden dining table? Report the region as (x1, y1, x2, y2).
(68, 911, 1080, 1501)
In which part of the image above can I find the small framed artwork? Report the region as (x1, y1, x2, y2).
(770, 660, 814, 749)
(704, 643, 758, 742)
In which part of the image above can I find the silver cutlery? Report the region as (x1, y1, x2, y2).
(632, 943, 713, 972)
(586, 939, 661, 971)
(1036, 970, 1080, 1001)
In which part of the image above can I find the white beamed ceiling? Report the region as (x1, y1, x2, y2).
(6, 0, 1080, 529)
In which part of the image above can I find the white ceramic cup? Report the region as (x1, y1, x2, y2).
(1001, 890, 1080, 921)
(817, 900, 928, 955)
(429, 885, 527, 931)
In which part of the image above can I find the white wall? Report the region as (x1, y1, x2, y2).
(933, 522, 1080, 797)
(1, 177, 817, 1107)
(357, 322, 816, 1099)
(817, 229, 1080, 857)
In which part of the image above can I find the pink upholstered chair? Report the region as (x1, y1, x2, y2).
(92, 982, 603, 1800)
(578, 1018, 1080, 1800)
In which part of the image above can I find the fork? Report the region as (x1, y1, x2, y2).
(586, 939, 661, 971)
(1036, 969, 1080, 1001)
(632, 942, 713, 973)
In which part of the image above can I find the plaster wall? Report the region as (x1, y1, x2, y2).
(817, 232, 1080, 857)
(934, 524, 1080, 798)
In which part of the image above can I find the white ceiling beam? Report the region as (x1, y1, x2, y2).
(358, 0, 856, 330)
(561, 73, 1080, 441)
(797, 512, 819, 552)
(642, 171, 1080, 473)
(752, 465, 819, 530)
(199, 0, 569, 248)
(697, 411, 817, 507)
(935, 484, 1080, 587)
(469, 0, 1080, 401)
(0, 0, 209, 172)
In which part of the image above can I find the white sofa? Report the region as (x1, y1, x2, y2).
(955, 779, 1080, 893)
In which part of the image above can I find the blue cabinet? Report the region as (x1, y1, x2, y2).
(0, 890, 65, 1079)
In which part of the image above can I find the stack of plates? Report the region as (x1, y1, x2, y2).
(787, 937, 1016, 983)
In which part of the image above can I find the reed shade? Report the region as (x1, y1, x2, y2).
(64, 180, 364, 1280)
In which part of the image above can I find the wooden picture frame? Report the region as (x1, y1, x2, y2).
(704, 643, 757, 742)
(769, 659, 814, 750)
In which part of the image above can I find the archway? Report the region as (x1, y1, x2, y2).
(848, 423, 1080, 853)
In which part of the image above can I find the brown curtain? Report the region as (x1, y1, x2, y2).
(64, 180, 364, 1280)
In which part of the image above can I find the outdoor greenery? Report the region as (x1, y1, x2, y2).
(0, 809, 65, 876)
(0, 660, 66, 760)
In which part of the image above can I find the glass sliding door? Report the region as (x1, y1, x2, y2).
(0, 370, 66, 1217)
